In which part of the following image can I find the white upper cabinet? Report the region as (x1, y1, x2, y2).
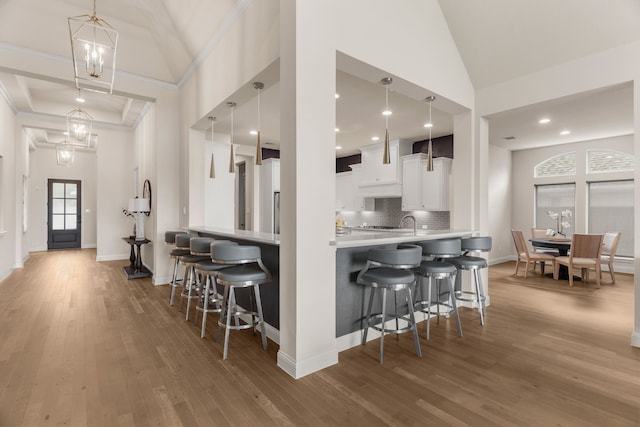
(336, 164, 374, 212)
(359, 139, 412, 197)
(401, 154, 451, 211)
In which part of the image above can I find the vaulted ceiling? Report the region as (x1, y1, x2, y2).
(0, 0, 638, 154)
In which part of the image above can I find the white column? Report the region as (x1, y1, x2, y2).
(632, 76, 640, 348)
(277, 0, 339, 378)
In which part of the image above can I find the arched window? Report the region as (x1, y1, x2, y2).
(587, 149, 634, 174)
(534, 152, 576, 178)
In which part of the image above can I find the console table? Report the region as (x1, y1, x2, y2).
(122, 237, 152, 279)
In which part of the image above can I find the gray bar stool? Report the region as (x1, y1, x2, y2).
(179, 237, 215, 320)
(449, 236, 492, 325)
(212, 245, 272, 360)
(168, 233, 191, 306)
(357, 244, 422, 363)
(193, 240, 238, 338)
(414, 238, 463, 340)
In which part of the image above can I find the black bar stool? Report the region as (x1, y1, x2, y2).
(449, 236, 492, 325)
(414, 238, 463, 340)
(193, 240, 238, 338)
(357, 244, 422, 363)
(212, 245, 272, 360)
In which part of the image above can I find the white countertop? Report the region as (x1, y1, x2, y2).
(187, 226, 280, 246)
(331, 229, 478, 248)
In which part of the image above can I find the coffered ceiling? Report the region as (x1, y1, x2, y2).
(0, 0, 638, 155)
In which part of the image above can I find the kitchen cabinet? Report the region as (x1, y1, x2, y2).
(336, 164, 374, 212)
(260, 158, 280, 233)
(401, 154, 451, 211)
(358, 139, 412, 197)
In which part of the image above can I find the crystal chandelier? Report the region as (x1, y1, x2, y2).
(68, 0, 118, 93)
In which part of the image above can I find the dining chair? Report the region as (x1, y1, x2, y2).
(530, 227, 558, 272)
(599, 232, 621, 283)
(511, 230, 556, 278)
(553, 234, 604, 288)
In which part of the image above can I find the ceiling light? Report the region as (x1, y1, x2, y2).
(75, 89, 85, 103)
(380, 77, 392, 164)
(56, 140, 75, 166)
(424, 96, 436, 171)
(560, 130, 571, 135)
(250, 130, 258, 135)
(423, 122, 433, 128)
(538, 118, 551, 124)
(371, 136, 380, 141)
(335, 128, 340, 132)
(208, 117, 216, 179)
(227, 102, 236, 173)
(66, 106, 93, 146)
(336, 146, 342, 150)
(253, 82, 264, 165)
(68, 0, 119, 93)
(335, 93, 340, 99)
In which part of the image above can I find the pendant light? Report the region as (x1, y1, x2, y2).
(208, 116, 216, 179)
(227, 102, 236, 173)
(56, 139, 75, 166)
(380, 77, 393, 164)
(253, 82, 264, 165)
(66, 92, 93, 147)
(424, 96, 436, 171)
(68, 0, 119, 93)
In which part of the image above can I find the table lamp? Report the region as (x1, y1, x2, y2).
(128, 197, 150, 240)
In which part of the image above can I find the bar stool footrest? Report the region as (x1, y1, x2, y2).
(367, 313, 415, 335)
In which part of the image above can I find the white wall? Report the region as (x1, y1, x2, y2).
(0, 92, 17, 281)
(488, 144, 513, 263)
(28, 146, 97, 251)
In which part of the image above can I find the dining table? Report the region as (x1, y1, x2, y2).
(529, 237, 576, 280)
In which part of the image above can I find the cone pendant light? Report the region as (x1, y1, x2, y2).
(424, 96, 436, 171)
(381, 77, 392, 164)
(227, 102, 236, 173)
(208, 116, 216, 179)
(253, 82, 264, 165)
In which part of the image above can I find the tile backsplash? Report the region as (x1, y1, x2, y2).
(338, 198, 450, 230)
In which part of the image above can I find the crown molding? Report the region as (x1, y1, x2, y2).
(0, 81, 18, 114)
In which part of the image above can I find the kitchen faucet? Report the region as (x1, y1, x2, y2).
(399, 215, 417, 235)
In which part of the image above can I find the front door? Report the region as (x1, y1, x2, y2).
(47, 179, 81, 249)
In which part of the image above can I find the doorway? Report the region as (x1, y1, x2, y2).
(47, 179, 81, 249)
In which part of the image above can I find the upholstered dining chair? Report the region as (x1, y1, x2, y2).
(511, 230, 556, 278)
(553, 234, 604, 288)
(599, 232, 621, 283)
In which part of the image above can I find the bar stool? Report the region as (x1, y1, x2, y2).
(414, 238, 463, 340)
(180, 237, 215, 320)
(449, 236, 492, 326)
(357, 244, 422, 363)
(193, 240, 238, 338)
(212, 245, 272, 360)
(169, 233, 192, 306)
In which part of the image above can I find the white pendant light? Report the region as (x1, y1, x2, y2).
(68, 0, 119, 93)
(253, 82, 264, 166)
(208, 116, 216, 179)
(380, 77, 392, 164)
(424, 96, 436, 171)
(227, 102, 236, 173)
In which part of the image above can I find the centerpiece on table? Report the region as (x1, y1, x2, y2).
(546, 209, 572, 240)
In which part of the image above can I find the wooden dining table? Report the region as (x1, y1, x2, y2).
(529, 237, 575, 280)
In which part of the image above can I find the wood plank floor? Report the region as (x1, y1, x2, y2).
(0, 249, 638, 426)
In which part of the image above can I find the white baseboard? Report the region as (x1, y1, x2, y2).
(489, 255, 515, 265)
(153, 275, 172, 286)
(96, 253, 129, 262)
(631, 331, 640, 348)
(0, 267, 14, 284)
(82, 243, 97, 249)
(277, 348, 339, 379)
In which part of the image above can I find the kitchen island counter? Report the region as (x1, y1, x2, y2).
(332, 228, 477, 248)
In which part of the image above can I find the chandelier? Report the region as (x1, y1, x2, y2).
(68, 0, 118, 93)
(66, 106, 93, 147)
(56, 140, 75, 166)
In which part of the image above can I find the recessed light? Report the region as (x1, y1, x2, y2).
(75, 97, 85, 103)
(63, 132, 69, 136)
(336, 146, 342, 150)
(249, 130, 258, 135)
(371, 136, 380, 141)
(424, 122, 433, 128)
(382, 110, 392, 116)
(335, 128, 340, 132)
(560, 130, 571, 135)
(335, 93, 340, 99)
(538, 118, 550, 124)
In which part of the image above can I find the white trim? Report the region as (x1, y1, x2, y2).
(81, 243, 97, 249)
(0, 81, 17, 114)
(277, 348, 339, 380)
(0, 229, 7, 235)
(153, 275, 172, 286)
(131, 101, 153, 130)
(631, 331, 640, 348)
(96, 254, 129, 262)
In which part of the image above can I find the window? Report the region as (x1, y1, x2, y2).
(588, 180, 633, 257)
(535, 183, 576, 237)
(534, 152, 576, 178)
(587, 150, 634, 174)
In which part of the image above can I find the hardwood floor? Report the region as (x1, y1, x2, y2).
(0, 249, 638, 426)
